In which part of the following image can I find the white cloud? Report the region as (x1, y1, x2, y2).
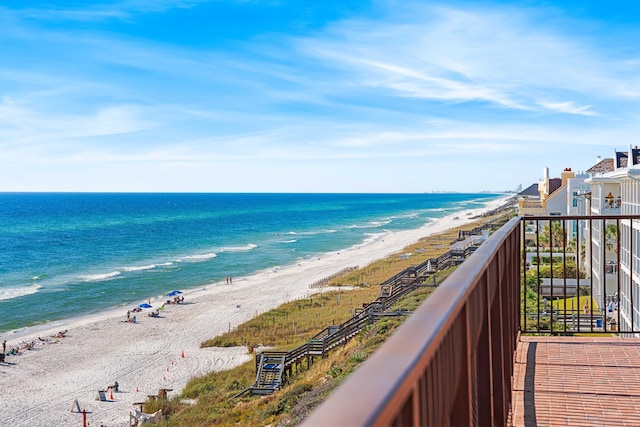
(296, 3, 637, 116)
(538, 101, 598, 116)
(0, 97, 156, 145)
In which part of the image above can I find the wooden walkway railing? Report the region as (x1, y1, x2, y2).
(237, 219, 505, 397)
(237, 281, 415, 397)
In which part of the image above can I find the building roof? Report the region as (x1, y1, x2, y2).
(518, 183, 539, 197)
(549, 178, 562, 195)
(587, 158, 614, 174)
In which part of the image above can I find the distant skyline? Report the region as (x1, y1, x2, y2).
(2, 1, 640, 193)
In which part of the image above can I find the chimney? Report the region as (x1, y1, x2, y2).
(561, 167, 575, 186)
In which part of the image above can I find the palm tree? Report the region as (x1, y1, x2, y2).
(605, 223, 618, 252)
(540, 221, 566, 250)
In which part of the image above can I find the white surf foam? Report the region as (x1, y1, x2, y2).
(0, 284, 42, 301)
(181, 253, 218, 261)
(219, 243, 257, 252)
(80, 271, 122, 282)
(123, 264, 157, 272)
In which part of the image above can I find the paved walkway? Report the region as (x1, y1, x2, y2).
(511, 336, 640, 427)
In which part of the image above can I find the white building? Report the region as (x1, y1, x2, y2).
(519, 167, 589, 248)
(518, 167, 589, 217)
(585, 146, 640, 333)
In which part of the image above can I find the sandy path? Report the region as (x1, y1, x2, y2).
(0, 197, 509, 426)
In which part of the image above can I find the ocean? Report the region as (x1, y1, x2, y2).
(0, 192, 500, 334)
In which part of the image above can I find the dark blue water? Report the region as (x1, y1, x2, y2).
(0, 192, 499, 333)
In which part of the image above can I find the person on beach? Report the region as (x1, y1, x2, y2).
(127, 310, 131, 321)
(2, 340, 6, 355)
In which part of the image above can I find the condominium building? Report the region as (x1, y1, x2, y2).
(585, 146, 640, 332)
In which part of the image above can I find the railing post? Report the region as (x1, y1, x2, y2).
(476, 273, 492, 426)
(450, 307, 471, 426)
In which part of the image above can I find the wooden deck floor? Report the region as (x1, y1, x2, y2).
(511, 336, 640, 427)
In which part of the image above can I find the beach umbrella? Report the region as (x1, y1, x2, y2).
(166, 290, 182, 297)
(139, 303, 152, 309)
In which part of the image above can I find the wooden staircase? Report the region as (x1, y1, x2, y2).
(237, 222, 502, 397)
(235, 352, 287, 397)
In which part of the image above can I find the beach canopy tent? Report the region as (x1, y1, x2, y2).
(139, 303, 152, 309)
(166, 290, 182, 297)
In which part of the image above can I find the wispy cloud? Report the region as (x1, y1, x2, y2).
(0, 97, 156, 144)
(538, 101, 598, 116)
(295, 3, 635, 116)
(4, 0, 214, 22)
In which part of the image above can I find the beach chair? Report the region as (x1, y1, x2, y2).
(71, 398, 82, 413)
(130, 409, 143, 426)
(130, 408, 163, 426)
(96, 390, 108, 401)
(147, 409, 163, 424)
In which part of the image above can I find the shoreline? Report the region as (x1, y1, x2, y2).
(0, 196, 511, 426)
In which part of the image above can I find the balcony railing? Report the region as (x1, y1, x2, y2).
(303, 215, 640, 426)
(522, 215, 640, 335)
(604, 196, 622, 209)
(303, 217, 521, 426)
(520, 200, 543, 209)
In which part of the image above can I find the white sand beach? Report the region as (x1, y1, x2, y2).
(0, 197, 510, 427)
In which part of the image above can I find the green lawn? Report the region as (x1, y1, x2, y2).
(551, 295, 599, 315)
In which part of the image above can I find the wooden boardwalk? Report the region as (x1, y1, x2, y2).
(511, 336, 640, 427)
(240, 218, 507, 397)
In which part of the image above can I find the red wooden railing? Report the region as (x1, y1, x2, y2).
(303, 217, 521, 426)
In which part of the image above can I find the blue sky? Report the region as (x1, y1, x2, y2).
(2, 0, 640, 193)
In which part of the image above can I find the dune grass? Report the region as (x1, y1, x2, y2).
(152, 283, 443, 426)
(151, 211, 512, 426)
(201, 287, 381, 350)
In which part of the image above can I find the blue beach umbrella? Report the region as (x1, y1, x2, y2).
(166, 290, 182, 297)
(139, 303, 152, 309)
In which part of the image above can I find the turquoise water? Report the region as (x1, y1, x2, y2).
(0, 192, 500, 333)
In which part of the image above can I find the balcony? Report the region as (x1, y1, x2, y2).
(303, 215, 640, 427)
(521, 200, 544, 209)
(605, 260, 618, 275)
(599, 193, 622, 214)
(604, 193, 622, 209)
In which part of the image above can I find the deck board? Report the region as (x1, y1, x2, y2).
(511, 336, 640, 427)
